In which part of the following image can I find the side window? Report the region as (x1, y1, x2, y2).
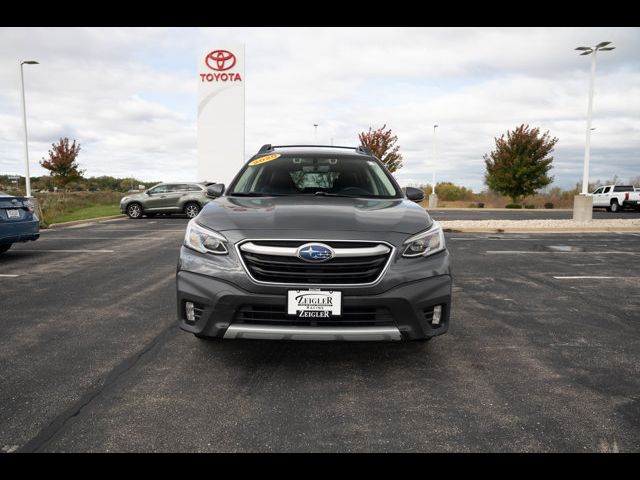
(174, 184, 189, 192)
(163, 184, 178, 193)
(149, 185, 167, 194)
(593, 187, 603, 194)
(188, 184, 203, 191)
(603, 186, 611, 194)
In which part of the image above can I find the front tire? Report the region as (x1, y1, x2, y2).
(126, 203, 143, 219)
(184, 202, 201, 219)
(610, 200, 621, 213)
(0, 244, 12, 254)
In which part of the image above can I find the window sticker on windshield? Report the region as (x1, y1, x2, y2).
(249, 154, 281, 166)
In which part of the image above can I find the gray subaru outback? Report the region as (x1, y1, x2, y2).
(177, 145, 452, 341)
(120, 182, 213, 219)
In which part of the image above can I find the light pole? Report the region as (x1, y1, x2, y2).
(431, 125, 438, 194)
(573, 42, 615, 221)
(428, 125, 439, 208)
(313, 124, 318, 142)
(20, 60, 39, 198)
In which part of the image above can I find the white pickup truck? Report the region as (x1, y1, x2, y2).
(590, 185, 640, 212)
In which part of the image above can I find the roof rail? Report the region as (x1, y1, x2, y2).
(253, 144, 376, 156)
(356, 145, 373, 155)
(271, 145, 358, 150)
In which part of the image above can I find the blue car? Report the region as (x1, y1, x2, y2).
(0, 192, 39, 254)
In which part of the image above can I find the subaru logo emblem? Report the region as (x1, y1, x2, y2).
(296, 243, 334, 262)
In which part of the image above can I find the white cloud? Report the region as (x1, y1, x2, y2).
(0, 26, 638, 190)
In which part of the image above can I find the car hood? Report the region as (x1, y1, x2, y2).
(121, 192, 146, 201)
(196, 196, 432, 234)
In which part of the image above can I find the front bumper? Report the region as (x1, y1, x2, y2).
(177, 270, 452, 341)
(0, 219, 40, 245)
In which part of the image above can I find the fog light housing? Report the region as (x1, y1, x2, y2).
(432, 305, 442, 325)
(185, 301, 196, 322)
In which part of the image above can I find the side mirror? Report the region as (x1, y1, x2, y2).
(145, 191, 151, 195)
(405, 187, 425, 202)
(206, 183, 225, 198)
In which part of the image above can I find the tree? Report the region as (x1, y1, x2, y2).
(358, 124, 403, 173)
(483, 124, 557, 203)
(40, 137, 84, 187)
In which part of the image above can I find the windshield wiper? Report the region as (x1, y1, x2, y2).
(313, 191, 360, 198)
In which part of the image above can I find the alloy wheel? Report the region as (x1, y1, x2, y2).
(185, 204, 200, 218)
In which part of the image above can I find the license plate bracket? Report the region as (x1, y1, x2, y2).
(287, 289, 342, 318)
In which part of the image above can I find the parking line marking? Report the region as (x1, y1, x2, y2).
(90, 229, 186, 232)
(486, 251, 638, 255)
(553, 276, 617, 279)
(38, 237, 150, 240)
(15, 249, 115, 253)
(0, 274, 20, 277)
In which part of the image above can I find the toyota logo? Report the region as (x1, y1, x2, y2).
(296, 243, 335, 263)
(205, 50, 236, 71)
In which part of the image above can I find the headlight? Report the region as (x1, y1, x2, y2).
(402, 222, 445, 258)
(184, 219, 228, 255)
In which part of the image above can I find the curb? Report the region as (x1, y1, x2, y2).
(441, 226, 640, 234)
(427, 207, 574, 212)
(44, 214, 126, 229)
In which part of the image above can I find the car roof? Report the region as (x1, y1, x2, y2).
(251, 144, 374, 160)
(155, 181, 207, 185)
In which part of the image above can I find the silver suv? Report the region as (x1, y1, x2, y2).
(120, 182, 213, 219)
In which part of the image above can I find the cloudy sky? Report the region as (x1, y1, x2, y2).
(0, 27, 638, 191)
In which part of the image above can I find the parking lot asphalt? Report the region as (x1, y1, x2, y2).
(429, 208, 640, 221)
(1, 217, 639, 452)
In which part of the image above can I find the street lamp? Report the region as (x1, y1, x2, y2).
(428, 124, 439, 208)
(431, 125, 438, 194)
(313, 123, 318, 142)
(20, 60, 39, 198)
(572, 42, 614, 222)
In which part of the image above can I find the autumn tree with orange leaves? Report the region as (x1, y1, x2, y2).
(358, 125, 403, 173)
(40, 137, 85, 187)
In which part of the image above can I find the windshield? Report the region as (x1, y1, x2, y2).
(229, 154, 401, 198)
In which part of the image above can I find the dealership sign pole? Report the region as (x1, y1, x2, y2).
(198, 47, 245, 185)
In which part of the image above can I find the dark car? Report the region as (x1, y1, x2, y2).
(120, 182, 214, 219)
(176, 145, 452, 341)
(0, 192, 39, 254)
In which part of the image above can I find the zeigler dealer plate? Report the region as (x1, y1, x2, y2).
(287, 289, 342, 318)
